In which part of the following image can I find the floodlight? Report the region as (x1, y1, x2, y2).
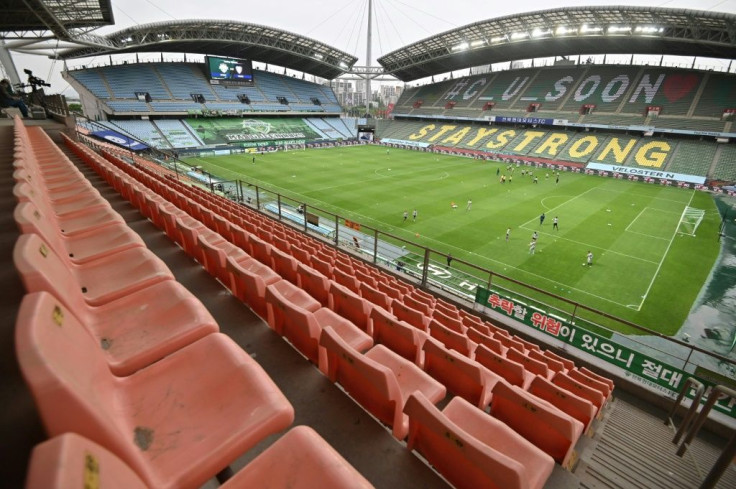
(510, 32, 529, 40)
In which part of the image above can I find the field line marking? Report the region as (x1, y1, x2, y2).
(623, 207, 672, 241)
(636, 190, 696, 310)
(625, 207, 647, 232)
(517, 224, 659, 265)
(520, 186, 601, 228)
(594, 186, 693, 204)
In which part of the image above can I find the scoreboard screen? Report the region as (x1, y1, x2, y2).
(206, 56, 254, 85)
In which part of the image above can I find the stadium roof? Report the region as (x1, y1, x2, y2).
(56, 19, 359, 80)
(378, 6, 736, 81)
(0, 0, 114, 38)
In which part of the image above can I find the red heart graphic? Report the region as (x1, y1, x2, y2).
(662, 74, 698, 102)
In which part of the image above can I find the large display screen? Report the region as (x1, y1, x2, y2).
(205, 56, 254, 84)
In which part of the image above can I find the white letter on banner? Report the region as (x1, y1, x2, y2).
(601, 75, 630, 103)
(545, 76, 573, 102)
(574, 75, 601, 102)
(463, 78, 487, 100)
(502, 77, 530, 101)
(629, 74, 665, 103)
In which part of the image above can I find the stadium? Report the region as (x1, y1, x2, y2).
(1, 0, 736, 488)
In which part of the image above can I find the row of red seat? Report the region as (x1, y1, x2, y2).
(76, 135, 614, 488)
(12, 119, 373, 489)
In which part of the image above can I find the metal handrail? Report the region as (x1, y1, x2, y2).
(677, 385, 736, 457)
(665, 377, 705, 445)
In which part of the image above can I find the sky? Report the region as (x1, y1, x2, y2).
(4, 0, 735, 97)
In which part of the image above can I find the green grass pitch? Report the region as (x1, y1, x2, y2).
(183, 145, 721, 336)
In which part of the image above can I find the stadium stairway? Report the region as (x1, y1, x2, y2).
(3, 119, 736, 488)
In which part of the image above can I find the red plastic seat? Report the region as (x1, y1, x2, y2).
(14, 200, 145, 264)
(296, 262, 330, 307)
(543, 349, 575, 371)
(370, 306, 428, 366)
(495, 333, 528, 355)
(226, 253, 281, 318)
(359, 282, 392, 312)
(329, 281, 373, 334)
(270, 246, 299, 285)
(198, 233, 242, 285)
(490, 382, 584, 468)
(16, 292, 295, 489)
(475, 344, 535, 390)
(431, 308, 465, 333)
(391, 300, 429, 331)
(404, 392, 555, 489)
(467, 326, 508, 356)
(310, 255, 333, 278)
(265, 282, 372, 368)
(404, 294, 431, 316)
(422, 338, 502, 409)
(552, 371, 607, 413)
(428, 319, 476, 357)
(507, 347, 554, 380)
(249, 234, 273, 266)
(320, 327, 445, 439)
(528, 376, 597, 434)
(570, 367, 613, 400)
(333, 267, 360, 294)
(528, 349, 567, 375)
(15, 233, 174, 308)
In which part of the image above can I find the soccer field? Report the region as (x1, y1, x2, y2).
(183, 145, 721, 336)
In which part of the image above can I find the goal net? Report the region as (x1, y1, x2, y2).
(677, 207, 705, 236)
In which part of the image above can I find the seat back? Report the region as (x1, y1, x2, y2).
(529, 376, 596, 432)
(13, 201, 67, 258)
(404, 294, 431, 316)
(270, 247, 299, 284)
(552, 371, 606, 411)
(507, 348, 551, 379)
(429, 320, 474, 357)
(359, 282, 392, 311)
(569, 368, 612, 399)
(403, 393, 526, 489)
(15, 292, 126, 471)
(490, 382, 583, 465)
(544, 349, 575, 370)
(329, 281, 371, 333)
(319, 327, 401, 433)
(370, 307, 424, 364)
(474, 344, 527, 388)
(392, 300, 428, 331)
(26, 433, 148, 489)
(422, 339, 485, 407)
(432, 308, 465, 333)
(296, 262, 330, 307)
(333, 267, 360, 294)
(466, 327, 507, 356)
(310, 255, 333, 279)
(13, 233, 87, 318)
(528, 349, 566, 374)
(266, 285, 321, 363)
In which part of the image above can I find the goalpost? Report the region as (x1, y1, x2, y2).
(677, 206, 705, 237)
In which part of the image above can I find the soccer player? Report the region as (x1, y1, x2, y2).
(532, 231, 538, 242)
(540, 212, 546, 225)
(529, 241, 536, 255)
(556, 174, 560, 184)
(506, 227, 511, 242)
(403, 210, 408, 222)
(466, 199, 472, 211)
(553, 216, 559, 231)
(446, 253, 453, 268)
(586, 250, 593, 266)
(413, 209, 418, 222)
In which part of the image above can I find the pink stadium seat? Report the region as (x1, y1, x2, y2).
(574, 367, 614, 399)
(14, 233, 174, 308)
(490, 382, 584, 468)
(296, 262, 331, 307)
(552, 371, 607, 414)
(370, 307, 428, 366)
(428, 319, 476, 357)
(431, 308, 465, 333)
(26, 433, 148, 489)
(474, 344, 535, 390)
(507, 348, 554, 380)
(512, 335, 542, 353)
(290, 245, 311, 264)
(377, 281, 403, 301)
(433, 298, 458, 316)
(486, 321, 510, 337)
(543, 349, 576, 371)
(333, 267, 360, 294)
(495, 334, 527, 355)
(354, 269, 376, 288)
(466, 326, 508, 356)
(465, 319, 492, 336)
(528, 349, 567, 375)
(248, 234, 274, 266)
(320, 327, 445, 439)
(226, 253, 282, 318)
(310, 255, 334, 279)
(16, 292, 295, 489)
(14, 240, 217, 375)
(528, 376, 597, 434)
(404, 392, 555, 489)
(404, 294, 432, 316)
(329, 281, 373, 334)
(14, 200, 145, 264)
(198, 233, 242, 285)
(411, 288, 435, 307)
(229, 224, 251, 252)
(359, 282, 392, 312)
(265, 283, 372, 368)
(391, 300, 429, 331)
(422, 338, 503, 409)
(175, 214, 218, 262)
(270, 246, 299, 285)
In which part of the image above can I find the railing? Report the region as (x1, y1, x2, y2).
(665, 377, 705, 444)
(667, 383, 736, 489)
